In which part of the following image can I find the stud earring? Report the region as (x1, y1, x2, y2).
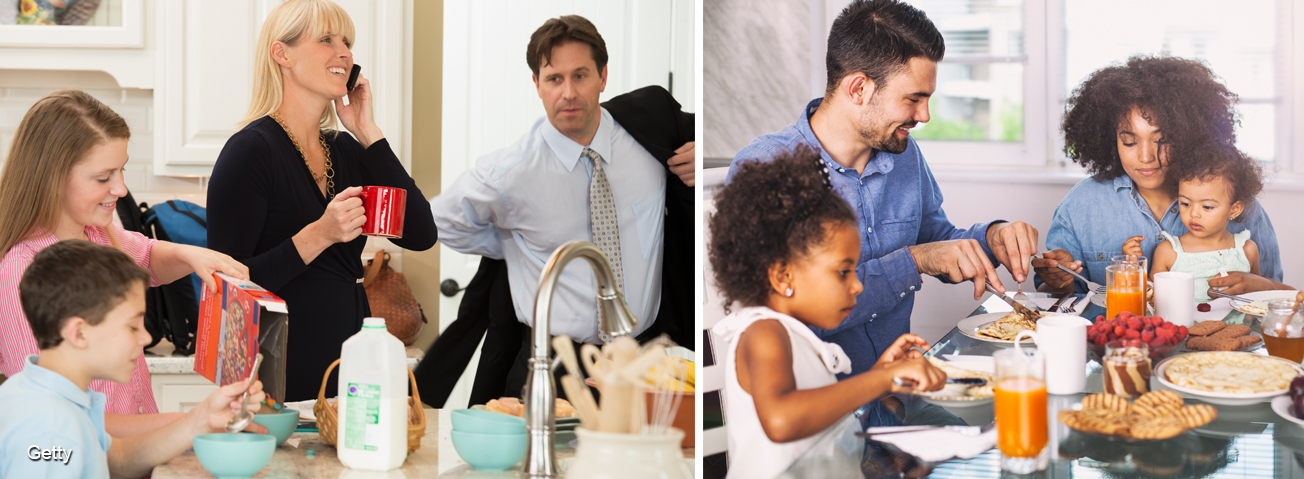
(784, 287, 794, 297)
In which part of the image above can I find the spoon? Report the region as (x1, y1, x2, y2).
(225, 353, 263, 433)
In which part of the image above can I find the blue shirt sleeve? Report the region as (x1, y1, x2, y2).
(430, 165, 507, 260)
(1040, 200, 1089, 294)
(912, 150, 1002, 274)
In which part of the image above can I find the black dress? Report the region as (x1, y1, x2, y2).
(208, 117, 438, 402)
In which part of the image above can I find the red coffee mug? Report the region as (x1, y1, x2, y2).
(359, 186, 407, 238)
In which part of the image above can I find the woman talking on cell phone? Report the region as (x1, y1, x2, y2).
(207, 0, 437, 402)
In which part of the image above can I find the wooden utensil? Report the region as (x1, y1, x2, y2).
(560, 375, 600, 430)
(597, 337, 639, 433)
(553, 336, 601, 430)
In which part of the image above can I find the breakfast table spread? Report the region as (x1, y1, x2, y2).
(783, 292, 1304, 478)
(153, 407, 695, 477)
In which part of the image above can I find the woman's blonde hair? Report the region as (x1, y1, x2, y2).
(242, 0, 356, 130)
(0, 90, 130, 256)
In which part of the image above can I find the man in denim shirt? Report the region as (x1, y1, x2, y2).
(727, 0, 1040, 375)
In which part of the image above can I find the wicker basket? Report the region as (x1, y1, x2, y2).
(314, 358, 427, 455)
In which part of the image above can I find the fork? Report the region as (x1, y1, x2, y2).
(1047, 294, 1074, 313)
(1034, 253, 1105, 294)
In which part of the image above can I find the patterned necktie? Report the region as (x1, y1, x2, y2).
(584, 147, 624, 295)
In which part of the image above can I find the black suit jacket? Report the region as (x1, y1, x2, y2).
(414, 86, 695, 407)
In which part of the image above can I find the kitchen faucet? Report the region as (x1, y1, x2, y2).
(523, 241, 639, 478)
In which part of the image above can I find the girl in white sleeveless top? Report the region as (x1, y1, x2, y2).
(708, 148, 947, 479)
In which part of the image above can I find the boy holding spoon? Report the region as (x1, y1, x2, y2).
(0, 241, 265, 479)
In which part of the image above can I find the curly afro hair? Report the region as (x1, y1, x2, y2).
(1171, 145, 1263, 223)
(1062, 56, 1238, 185)
(710, 147, 857, 311)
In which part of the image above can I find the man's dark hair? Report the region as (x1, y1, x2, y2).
(1062, 55, 1239, 186)
(710, 147, 857, 312)
(526, 15, 609, 77)
(825, 0, 945, 99)
(19, 240, 150, 349)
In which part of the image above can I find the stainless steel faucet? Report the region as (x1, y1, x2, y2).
(523, 241, 639, 478)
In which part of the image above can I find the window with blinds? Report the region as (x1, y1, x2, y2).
(907, 0, 1026, 143)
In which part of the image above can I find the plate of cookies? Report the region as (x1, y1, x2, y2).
(1183, 321, 1262, 352)
(1155, 351, 1304, 405)
(1057, 391, 1216, 441)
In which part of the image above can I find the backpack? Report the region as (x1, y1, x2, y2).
(116, 192, 206, 356)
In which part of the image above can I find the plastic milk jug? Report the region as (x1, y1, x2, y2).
(337, 317, 408, 471)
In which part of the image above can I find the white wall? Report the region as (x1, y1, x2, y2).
(0, 76, 206, 207)
(704, 167, 1304, 344)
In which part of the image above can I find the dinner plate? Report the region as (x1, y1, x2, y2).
(1271, 396, 1304, 429)
(1228, 290, 1299, 317)
(956, 312, 1035, 346)
(1154, 352, 1302, 406)
(914, 387, 994, 408)
(1058, 403, 1186, 443)
(914, 356, 995, 407)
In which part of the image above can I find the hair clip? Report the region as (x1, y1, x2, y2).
(815, 157, 832, 190)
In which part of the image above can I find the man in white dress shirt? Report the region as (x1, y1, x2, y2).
(431, 15, 691, 398)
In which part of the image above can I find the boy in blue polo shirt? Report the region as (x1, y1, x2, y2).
(0, 240, 266, 478)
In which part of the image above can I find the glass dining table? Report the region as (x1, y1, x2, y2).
(782, 292, 1304, 478)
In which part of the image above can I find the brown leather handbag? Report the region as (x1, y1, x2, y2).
(363, 250, 427, 345)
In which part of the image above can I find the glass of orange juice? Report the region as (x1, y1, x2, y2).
(994, 347, 1048, 473)
(1106, 263, 1145, 320)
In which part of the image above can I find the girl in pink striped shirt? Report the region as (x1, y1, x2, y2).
(0, 90, 252, 439)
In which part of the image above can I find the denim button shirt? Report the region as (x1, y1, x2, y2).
(728, 98, 1000, 376)
(1043, 175, 1281, 293)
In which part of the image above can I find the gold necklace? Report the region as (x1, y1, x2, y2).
(270, 111, 335, 200)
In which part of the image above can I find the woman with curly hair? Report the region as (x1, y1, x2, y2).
(709, 146, 944, 478)
(1034, 55, 1285, 295)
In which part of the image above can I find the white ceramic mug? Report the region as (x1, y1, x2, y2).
(1014, 314, 1091, 395)
(1154, 271, 1195, 327)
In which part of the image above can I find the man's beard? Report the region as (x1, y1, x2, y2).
(862, 120, 914, 154)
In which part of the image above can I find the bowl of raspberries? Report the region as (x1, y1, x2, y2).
(1087, 311, 1188, 362)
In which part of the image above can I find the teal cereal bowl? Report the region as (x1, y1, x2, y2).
(193, 433, 275, 479)
(251, 408, 301, 446)
(450, 430, 526, 471)
(452, 408, 525, 434)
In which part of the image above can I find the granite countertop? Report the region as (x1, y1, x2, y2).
(153, 408, 696, 478)
(144, 339, 424, 374)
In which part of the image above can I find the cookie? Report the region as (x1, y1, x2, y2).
(1237, 335, 1262, 349)
(1078, 408, 1132, 436)
(1129, 415, 1185, 440)
(1210, 324, 1251, 339)
(1081, 393, 1130, 414)
(1187, 336, 1241, 351)
(1133, 390, 1183, 417)
(1188, 321, 1227, 336)
(1176, 404, 1217, 429)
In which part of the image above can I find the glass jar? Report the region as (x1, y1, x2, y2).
(1102, 339, 1150, 399)
(1262, 299, 1303, 362)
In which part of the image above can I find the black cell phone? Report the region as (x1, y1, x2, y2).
(346, 64, 362, 92)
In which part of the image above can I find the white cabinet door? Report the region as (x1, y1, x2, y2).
(438, 0, 685, 409)
(153, 0, 410, 177)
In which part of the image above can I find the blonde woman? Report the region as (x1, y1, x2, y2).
(0, 89, 252, 438)
(207, 0, 437, 401)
